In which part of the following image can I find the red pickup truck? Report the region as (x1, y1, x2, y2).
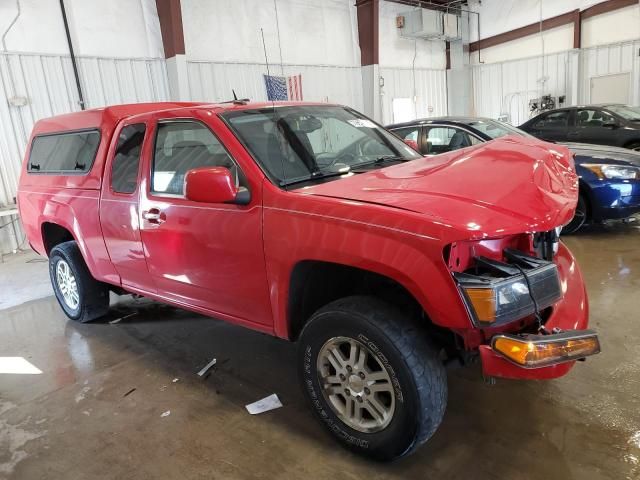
(17, 101, 600, 460)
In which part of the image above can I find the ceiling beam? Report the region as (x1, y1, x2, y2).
(469, 0, 638, 53)
(469, 10, 577, 53)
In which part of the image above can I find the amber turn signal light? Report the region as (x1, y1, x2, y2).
(465, 288, 496, 323)
(492, 331, 600, 368)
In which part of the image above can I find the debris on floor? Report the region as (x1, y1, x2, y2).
(123, 388, 136, 397)
(109, 312, 138, 325)
(245, 394, 283, 415)
(172, 378, 179, 383)
(196, 358, 217, 377)
(160, 410, 171, 418)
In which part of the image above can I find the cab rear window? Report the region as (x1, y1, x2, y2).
(28, 129, 100, 174)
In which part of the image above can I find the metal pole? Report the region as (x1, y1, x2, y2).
(59, 0, 85, 110)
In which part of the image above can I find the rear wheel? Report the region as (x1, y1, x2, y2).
(49, 241, 109, 322)
(298, 296, 447, 461)
(564, 193, 588, 234)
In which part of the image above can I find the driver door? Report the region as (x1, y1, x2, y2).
(138, 111, 273, 328)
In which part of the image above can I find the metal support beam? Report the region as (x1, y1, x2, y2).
(355, 0, 379, 66)
(469, 0, 639, 53)
(59, 0, 85, 110)
(155, 0, 188, 100)
(155, 0, 185, 58)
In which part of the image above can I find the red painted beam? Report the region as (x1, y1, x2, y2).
(155, 0, 185, 58)
(581, 0, 638, 19)
(470, 0, 639, 53)
(469, 10, 577, 53)
(356, 0, 379, 66)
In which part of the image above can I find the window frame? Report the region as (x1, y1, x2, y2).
(150, 118, 243, 199)
(575, 108, 616, 128)
(109, 122, 147, 196)
(27, 128, 101, 175)
(534, 110, 571, 129)
(423, 124, 484, 153)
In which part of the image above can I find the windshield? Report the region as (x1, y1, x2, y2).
(462, 119, 532, 139)
(222, 106, 421, 187)
(605, 105, 640, 121)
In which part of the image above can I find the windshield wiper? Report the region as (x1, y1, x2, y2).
(354, 155, 408, 168)
(280, 168, 351, 187)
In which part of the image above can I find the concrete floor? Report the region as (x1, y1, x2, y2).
(1, 225, 639, 480)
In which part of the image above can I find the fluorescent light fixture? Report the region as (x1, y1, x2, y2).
(0, 357, 43, 375)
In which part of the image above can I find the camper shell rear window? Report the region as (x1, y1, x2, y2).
(28, 129, 101, 174)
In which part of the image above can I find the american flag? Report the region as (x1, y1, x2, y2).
(263, 73, 303, 101)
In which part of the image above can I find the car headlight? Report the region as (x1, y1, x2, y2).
(454, 250, 563, 326)
(582, 163, 640, 180)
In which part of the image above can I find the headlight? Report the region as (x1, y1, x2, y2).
(454, 250, 563, 326)
(582, 163, 640, 180)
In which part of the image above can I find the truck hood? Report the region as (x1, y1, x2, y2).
(300, 136, 578, 238)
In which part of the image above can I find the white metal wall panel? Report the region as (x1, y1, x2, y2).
(378, 67, 448, 125)
(472, 40, 640, 126)
(580, 40, 640, 105)
(187, 61, 364, 111)
(0, 52, 169, 255)
(471, 51, 572, 126)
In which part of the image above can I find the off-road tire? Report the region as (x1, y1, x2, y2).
(49, 241, 109, 322)
(298, 295, 447, 461)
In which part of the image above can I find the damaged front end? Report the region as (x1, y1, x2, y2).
(446, 231, 600, 379)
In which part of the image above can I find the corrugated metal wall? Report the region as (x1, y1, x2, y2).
(471, 51, 573, 126)
(0, 51, 169, 255)
(472, 39, 640, 125)
(187, 61, 364, 110)
(379, 67, 448, 125)
(581, 40, 640, 106)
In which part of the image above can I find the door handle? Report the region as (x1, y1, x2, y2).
(142, 208, 165, 224)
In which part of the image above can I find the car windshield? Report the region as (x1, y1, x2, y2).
(605, 105, 640, 121)
(462, 119, 532, 139)
(222, 105, 421, 187)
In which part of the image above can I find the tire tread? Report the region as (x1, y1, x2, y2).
(304, 295, 447, 459)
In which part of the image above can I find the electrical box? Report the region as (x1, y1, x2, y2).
(398, 9, 460, 40)
(443, 13, 459, 39)
(399, 9, 442, 39)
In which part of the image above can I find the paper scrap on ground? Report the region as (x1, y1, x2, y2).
(172, 378, 179, 383)
(161, 410, 171, 418)
(197, 358, 217, 377)
(245, 394, 283, 415)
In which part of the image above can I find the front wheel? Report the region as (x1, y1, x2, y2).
(297, 296, 447, 461)
(49, 241, 109, 322)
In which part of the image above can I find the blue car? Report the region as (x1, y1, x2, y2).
(387, 117, 640, 233)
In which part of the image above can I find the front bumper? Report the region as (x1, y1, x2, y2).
(588, 180, 640, 221)
(478, 242, 596, 380)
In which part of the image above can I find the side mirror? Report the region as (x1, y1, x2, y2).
(602, 120, 618, 129)
(184, 167, 250, 205)
(404, 139, 419, 151)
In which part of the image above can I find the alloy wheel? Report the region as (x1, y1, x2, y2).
(56, 259, 79, 310)
(316, 336, 396, 433)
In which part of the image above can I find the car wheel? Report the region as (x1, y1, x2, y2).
(49, 241, 109, 322)
(563, 194, 588, 234)
(298, 296, 447, 461)
(627, 142, 640, 152)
